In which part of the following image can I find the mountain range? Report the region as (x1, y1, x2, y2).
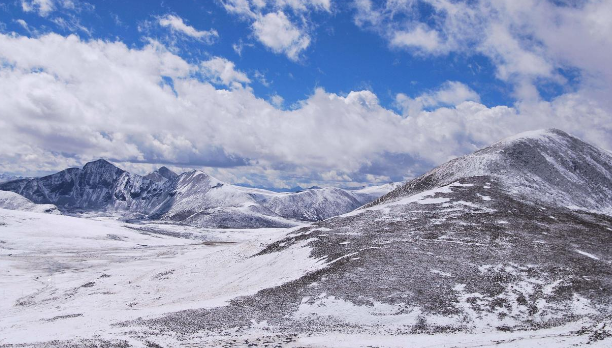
(0, 160, 398, 228)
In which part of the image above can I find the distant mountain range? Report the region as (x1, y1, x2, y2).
(0, 173, 29, 184)
(0, 160, 398, 228)
(142, 129, 612, 334)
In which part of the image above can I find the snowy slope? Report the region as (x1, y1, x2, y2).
(0, 209, 325, 346)
(0, 191, 59, 214)
(251, 187, 364, 221)
(157, 170, 296, 228)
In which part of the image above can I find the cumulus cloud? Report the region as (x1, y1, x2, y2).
(158, 14, 218, 43)
(390, 25, 443, 53)
(0, 33, 610, 187)
(221, 0, 330, 61)
(200, 56, 251, 88)
(252, 11, 310, 61)
(352, 0, 612, 106)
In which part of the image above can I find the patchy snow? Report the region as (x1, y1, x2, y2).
(477, 193, 492, 201)
(295, 296, 423, 327)
(576, 249, 600, 260)
(347, 181, 472, 217)
(293, 320, 610, 348)
(430, 269, 452, 277)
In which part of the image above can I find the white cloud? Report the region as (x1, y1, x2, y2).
(269, 94, 284, 107)
(352, 0, 612, 106)
(15, 19, 29, 30)
(21, 0, 54, 17)
(200, 56, 251, 88)
(0, 33, 610, 187)
(396, 81, 481, 116)
(390, 25, 443, 53)
(221, 0, 330, 61)
(158, 14, 218, 43)
(20, 0, 91, 17)
(274, 0, 331, 12)
(252, 11, 310, 61)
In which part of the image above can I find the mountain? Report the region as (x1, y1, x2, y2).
(0, 159, 172, 213)
(140, 129, 612, 336)
(368, 128, 612, 215)
(0, 191, 59, 214)
(0, 160, 396, 228)
(250, 184, 400, 221)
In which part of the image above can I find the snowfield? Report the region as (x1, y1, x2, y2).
(0, 209, 324, 346)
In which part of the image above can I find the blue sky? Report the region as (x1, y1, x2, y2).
(2, 0, 516, 110)
(0, 0, 611, 188)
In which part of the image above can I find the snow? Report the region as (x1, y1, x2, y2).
(347, 181, 471, 217)
(295, 295, 423, 327)
(430, 269, 452, 277)
(0, 208, 325, 345)
(575, 249, 600, 260)
(0, 191, 58, 214)
(499, 128, 558, 144)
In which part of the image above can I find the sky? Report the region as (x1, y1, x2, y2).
(0, 0, 611, 189)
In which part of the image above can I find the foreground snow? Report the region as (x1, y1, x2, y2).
(0, 208, 323, 345)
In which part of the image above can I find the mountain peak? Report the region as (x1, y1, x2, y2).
(496, 128, 572, 148)
(157, 166, 178, 180)
(82, 159, 120, 171)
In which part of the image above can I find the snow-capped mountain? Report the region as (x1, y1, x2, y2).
(0, 160, 396, 228)
(0, 191, 59, 214)
(368, 128, 612, 215)
(142, 129, 612, 335)
(244, 184, 399, 222)
(0, 159, 172, 213)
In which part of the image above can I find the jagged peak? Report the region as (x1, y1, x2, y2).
(157, 166, 178, 179)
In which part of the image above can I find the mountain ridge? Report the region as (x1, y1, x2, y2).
(0, 160, 397, 228)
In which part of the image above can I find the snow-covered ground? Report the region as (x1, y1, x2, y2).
(0, 191, 58, 214)
(1, 208, 610, 347)
(0, 208, 323, 345)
